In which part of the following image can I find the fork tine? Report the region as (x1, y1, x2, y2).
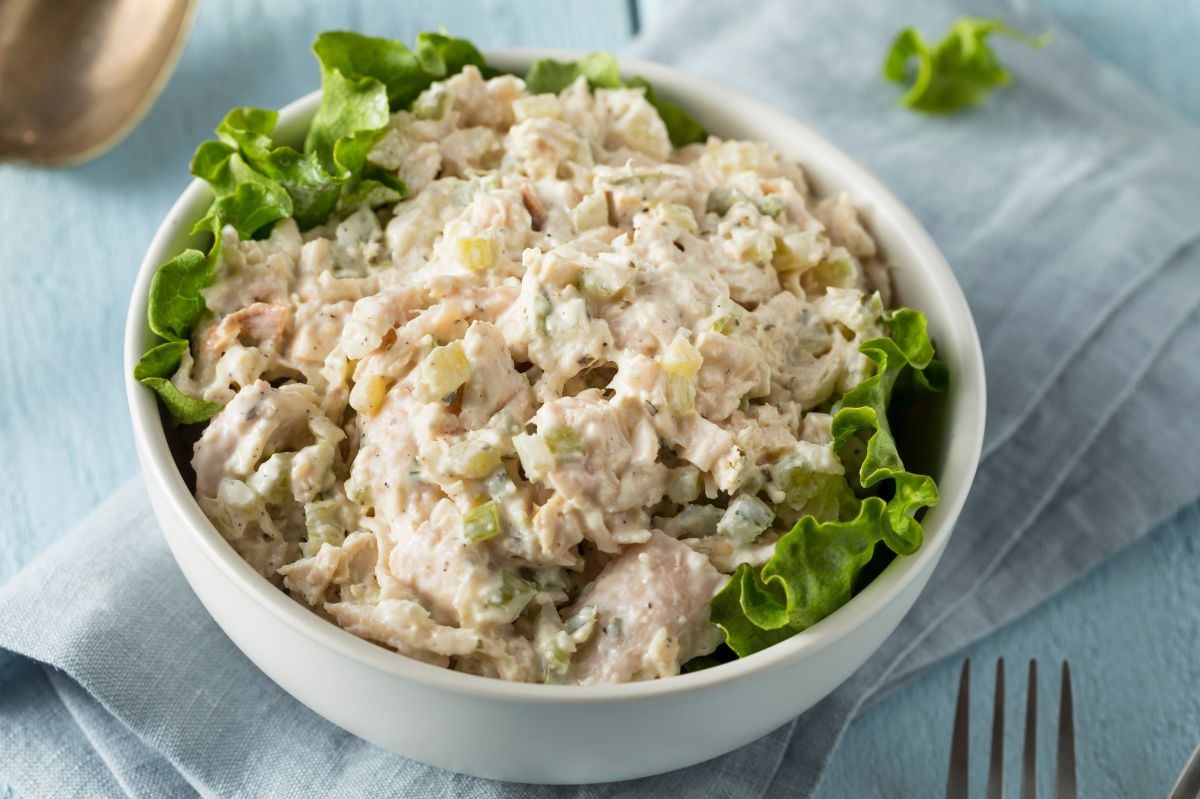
(947, 658, 970, 799)
(987, 659, 1006, 799)
(1056, 662, 1077, 799)
(1021, 659, 1038, 799)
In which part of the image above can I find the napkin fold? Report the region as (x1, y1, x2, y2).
(4, 0, 1200, 796)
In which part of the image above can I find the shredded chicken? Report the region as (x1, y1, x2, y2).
(184, 65, 889, 683)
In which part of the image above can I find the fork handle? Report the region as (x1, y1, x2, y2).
(1168, 744, 1200, 799)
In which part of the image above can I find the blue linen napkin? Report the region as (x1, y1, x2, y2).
(4, 0, 1200, 795)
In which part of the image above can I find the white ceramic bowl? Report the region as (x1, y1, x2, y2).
(124, 50, 986, 784)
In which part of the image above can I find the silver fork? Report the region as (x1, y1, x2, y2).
(946, 658, 1076, 799)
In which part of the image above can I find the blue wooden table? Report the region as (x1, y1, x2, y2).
(1, 1, 1197, 796)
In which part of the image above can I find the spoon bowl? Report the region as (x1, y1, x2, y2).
(0, 0, 196, 166)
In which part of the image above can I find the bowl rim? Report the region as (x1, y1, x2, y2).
(124, 49, 986, 704)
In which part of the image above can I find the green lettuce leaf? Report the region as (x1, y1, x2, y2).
(305, 56, 392, 177)
(883, 17, 1052, 113)
(146, 249, 211, 342)
(831, 308, 941, 555)
(413, 31, 492, 86)
(189, 140, 293, 239)
(311, 31, 486, 111)
(713, 498, 888, 657)
(711, 308, 946, 657)
(138, 249, 220, 424)
(215, 108, 341, 229)
(524, 52, 624, 94)
(133, 340, 221, 425)
(133, 340, 188, 381)
(524, 54, 707, 147)
(138, 377, 222, 425)
(305, 31, 487, 180)
(192, 182, 293, 242)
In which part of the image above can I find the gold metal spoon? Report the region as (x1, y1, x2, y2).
(0, 0, 197, 166)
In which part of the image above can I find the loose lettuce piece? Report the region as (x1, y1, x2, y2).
(711, 308, 946, 657)
(883, 17, 1052, 113)
(524, 54, 707, 147)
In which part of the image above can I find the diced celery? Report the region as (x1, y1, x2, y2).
(710, 295, 747, 334)
(758, 193, 787, 215)
(348, 481, 372, 507)
(490, 571, 537, 615)
(462, 500, 501, 544)
(483, 468, 514, 500)
(660, 503, 725, 538)
(444, 439, 502, 480)
(757, 195, 785, 218)
(611, 171, 670, 186)
(707, 186, 784, 219)
(706, 187, 734, 216)
(661, 332, 703, 378)
(543, 425, 588, 462)
(572, 190, 609, 232)
(513, 93, 561, 122)
(705, 140, 775, 177)
(744, 232, 776, 266)
(576, 268, 625, 303)
(563, 605, 598, 645)
(773, 231, 822, 274)
(412, 85, 452, 120)
(302, 499, 346, 558)
(775, 460, 826, 508)
(490, 409, 524, 436)
(457, 235, 495, 271)
(617, 107, 661, 156)
(420, 340, 471, 399)
(248, 453, 293, 504)
(656, 202, 698, 234)
(217, 478, 257, 511)
(532, 292, 552, 335)
(604, 617, 623, 638)
(717, 495, 775, 546)
(532, 567, 571, 596)
(770, 443, 844, 508)
(665, 373, 696, 415)
(534, 603, 573, 682)
(513, 432, 554, 478)
(666, 466, 703, 504)
(809, 253, 859, 289)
